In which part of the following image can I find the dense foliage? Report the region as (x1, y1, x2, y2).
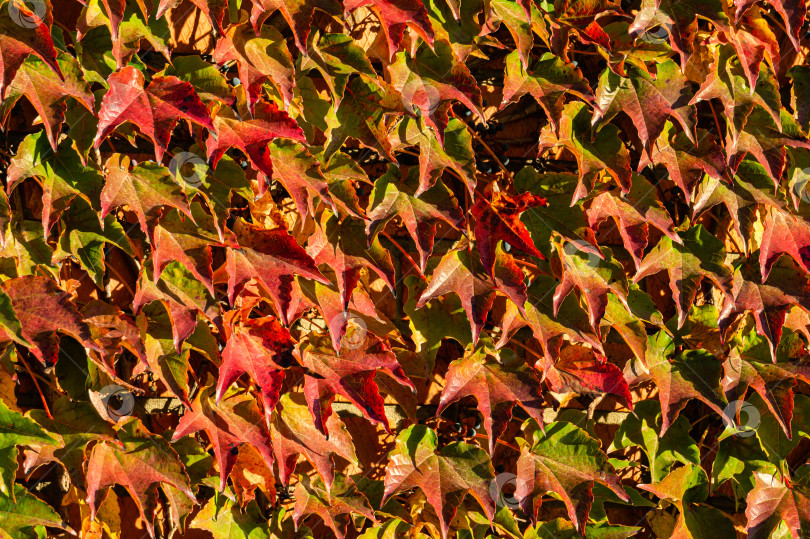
(0, 0, 809, 536)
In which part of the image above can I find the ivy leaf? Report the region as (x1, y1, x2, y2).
(639, 464, 737, 538)
(593, 60, 695, 155)
(293, 474, 376, 539)
(499, 275, 603, 361)
(299, 332, 414, 435)
(727, 108, 810, 182)
(324, 77, 403, 161)
(26, 398, 117, 488)
(267, 140, 335, 216)
(691, 45, 781, 142)
(638, 123, 725, 203)
(692, 157, 782, 245)
(586, 174, 679, 268)
(101, 154, 192, 239)
(81, 300, 147, 373)
(344, 0, 435, 60)
(172, 386, 274, 493)
(0, 0, 61, 98)
(367, 166, 464, 271)
(438, 342, 544, 454)
(484, 0, 546, 68)
(54, 197, 134, 289)
(389, 40, 482, 140)
(307, 211, 396, 309)
(745, 468, 810, 538)
(0, 398, 56, 499)
(394, 116, 476, 196)
(157, 0, 226, 34)
(212, 21, 295, 110)
(610, 399, 700, 483)
(311, 148, 370, 220)
(502, 50, 592, 134)
(553, 242, 629, 332)
(759, 206, 810, 282)
(628, 0, 728, 70)
(382, 425, 495, 539)
(153, 205, 222, 296)
(271, 392, 358, 489)
(85, 418, 195, 538)
(648, 341, 727, 435)
(634, 225, 732, 328)
(0, 276, 97, 365)
(301, 31, 378, 105)
(206, 99, 306, 186)
(727, 326, 807, 437)
(0, 484, 66, 537)
(789, 65, 810, 131)
(216, 313, 295, 423)
(544, 344, 633, 409)
(250, 0, 342, 54)
(93, 67, 213, 161)
(720, 6, 779, 91)
(473, 190, 546, 279)
(538, 101, 632, 202)
(516, 419, 629, 532)
(0, 52, 93, 151)
(7, 132, 103, 234)
(417, 246, 526, 343)
(718, 257, 810, 362)
(226, 218, 327, 325)
(161, 55, 234, 105)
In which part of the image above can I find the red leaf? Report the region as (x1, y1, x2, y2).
(344, 0, 435, 59)
(226, 218, 327, 325)
(94, 67, 214, 161)
(298, 333, 415, 435)
(216, 313, 295, 424)
(417, 247, 526, 343)
(544, 345, 633, 410)
(212, 21, 295, 110)
(438, 344, 544, 454)
(0, 276, 98, 366)
(0, 0, 62, 98)
(172, 387, 275, 492)
(472, 190, 546, 279)
(271, 392, 358, 489)
(206, 100, 305, 187)
(101, 154, 192, 239)
(307, 211, 396, 310)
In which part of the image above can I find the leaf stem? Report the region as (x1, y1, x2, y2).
(19, 352, 52, 420)
(380, 230, 426, 280)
